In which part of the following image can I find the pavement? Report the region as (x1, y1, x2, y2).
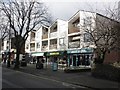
(1, 63, 120, 89)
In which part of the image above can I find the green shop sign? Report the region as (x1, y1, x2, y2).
(45, 51, 67, 56)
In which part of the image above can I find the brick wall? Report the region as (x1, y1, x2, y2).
(104, 50, 120, 63)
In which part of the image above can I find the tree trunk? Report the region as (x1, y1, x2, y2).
(100, 51, 106, 64)
(94, 49, 106, 64)
(14, 49, 20, 69)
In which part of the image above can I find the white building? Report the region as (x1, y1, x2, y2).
(68, 10, 96, 50)
(25, 19, 68, 53)
(24, 10, 120, 68)
(25, 26, 45, 55)
(48, 19, 68, 52)
(118, 1, 120, 21)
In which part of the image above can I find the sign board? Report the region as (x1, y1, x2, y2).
(45, 51, 66, 56)
(31, 52, 44, 56)
(67, 48, 93, 54)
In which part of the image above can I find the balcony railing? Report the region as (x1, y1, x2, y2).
(49, 32, 57, 38)
(41, 46, 48, 51)
(30, 38, 35, 41)
(68, 24, 80, 34)
(42, 34, 48, 39)
(50, 29, 57, 33)
(1, 46, 4, 50)
(49, 44, 57, 50)
(68, 28, 80, 34)
(69, 41, 80, 48)
(30, 47, 35, 51)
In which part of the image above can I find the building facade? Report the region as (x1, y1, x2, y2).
(0, 10, 117, 69)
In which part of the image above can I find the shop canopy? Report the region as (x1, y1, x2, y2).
(31, 52, 44, 56)
(67, 48, 93, 54)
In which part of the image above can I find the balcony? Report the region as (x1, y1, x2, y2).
(49, 44, 57, 50)
(49, 32, 57, 38)
(1, 46, 4, 50)
(30, 38, 35, 41)
(69, 41, 80, 48)
(68, 25, 80, 34)
(30, 47, 35, 51)
(42, 34, 48, 39)
(41, 46, 48, 51)
(68, 16, 80, 34)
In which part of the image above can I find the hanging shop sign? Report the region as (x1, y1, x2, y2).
(50, 52, 60, 56)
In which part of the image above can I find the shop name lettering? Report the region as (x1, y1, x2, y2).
(50, 52, 59, 55)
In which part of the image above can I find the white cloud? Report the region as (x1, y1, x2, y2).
(45, 1, 119, 21)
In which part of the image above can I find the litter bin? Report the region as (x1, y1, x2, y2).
(21, 55, 27, 67)
(21, 61, 27, 66)
(52, 62, 58, 71)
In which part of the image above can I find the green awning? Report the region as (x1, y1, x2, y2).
(67, 48, 93, 54)
(80, 48, 93, 53)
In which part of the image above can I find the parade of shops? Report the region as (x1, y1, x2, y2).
(1, 10, 120, 70)
(28, 47, 94, 70)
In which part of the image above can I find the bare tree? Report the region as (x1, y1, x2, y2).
(0, 0, 52, 68)
(0, 14, 9, 52)
(81, 5, 120, 64)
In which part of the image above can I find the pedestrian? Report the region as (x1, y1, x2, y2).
(10, 51, 15, 65)
(4, 52, 7, 64)
(33, 56, 36, 64)
(2, 53, 4, 63)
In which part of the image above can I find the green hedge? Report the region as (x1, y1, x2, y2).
(91, 64, 120, 82)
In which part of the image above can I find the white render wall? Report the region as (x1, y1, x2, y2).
(3, 40, 7, 51)
(48, 19, 68, 51)
(57, 19, 68, 51)
(25, 27, 43, 53)
(79, 11, 96, 48)
(25, 32, 31, 53)
(35, 27, 42, 52)
(25, 11, 99, 53)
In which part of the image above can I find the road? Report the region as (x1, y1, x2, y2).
(2, 66, 87, 89)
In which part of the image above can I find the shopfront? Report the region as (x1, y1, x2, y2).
(44, 51, 67, 70)
(67, 48, 93, 67)
(31, 52, 45, 63)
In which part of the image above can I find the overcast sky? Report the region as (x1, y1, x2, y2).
(42, 0, 120, 21)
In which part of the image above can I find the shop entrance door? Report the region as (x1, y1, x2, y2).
(73, 55, 76, 66)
